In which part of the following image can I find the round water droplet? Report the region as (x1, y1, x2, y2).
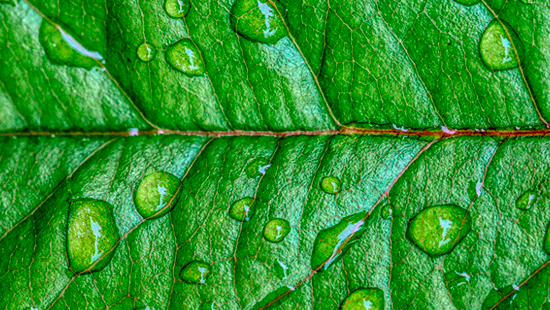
(166, 39, 206, 77)
(67, 199, 120, 274)
(321, 176, 341, 194)
(480, 20, 524, 71)
(246, 157, 270, 178)
(341, 288, 384, 310)
(263, 218, 291, 243)
(516, 190, 537, 210)
(229, 0, 288, 45)
(164, 0, 190, 18)
(135, 171, 180, 219)
(179, 261, 211, 284)
(381, 204, 393, 219)
(406, 205, 472, 257)
(136, 43, 156, 62)
(229, 197, 255, 222)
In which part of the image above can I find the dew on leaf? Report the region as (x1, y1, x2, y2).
(482, 285, 516, 309)
(250, 286, 294, 310)
(321, 176, 341, 194)
(229, 0, 288, 45)
(381, 204, 393, 219)
(516, 190, 537, 210)
(406, 205, 472, 257)
(179, 261, 211, 284)
(480, 20, 524, 71)
(39, 20, 102, 70)
(263, 218, 291, 243)
(67, 199, 119, 274)
(229, 197, 255, 222)
(311, 211, 367, 271)
(166, 39, 206, 77)
(164, 0, 190, 18)
(467, 180, 483, 201)
(275, 259, 289, 280)
(136, 43, 156, 62)
(340, 288, 384, 310)
(135, 171, 180, 219)
(245, 157, 270, 178)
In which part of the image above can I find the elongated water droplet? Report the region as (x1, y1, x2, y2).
(381, 204, 393, 219)
(264, 218, 290, 243)
(137, 43, 156, 62)
(467, 180, 484, 201)
(164, 0, 190, 18)
(67, 199, 119, 274)
(341, 288, 384, 310)
(275, 259, 290, 280)
(480, 20, 524, 71)
(407, 205, 472, 257)
(39, 21, 102, 70)
(166, 39, 206, 77)
(482, 285, 516, 309)
(229, 0, 288, 45)
(311, 211, 367, 271)
(246, 157, 270, 178)
(179, 261, 211, 284)
(321, 176, 341, 194)
(250, 286, 294, 310)
(516, 190, 537, 210)
(135, 171, 180, 219)
(229, 197, 255, 222)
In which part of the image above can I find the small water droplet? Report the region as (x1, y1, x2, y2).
(321, 176, 341, 194)
(482, 285, 516, 309)
(166, 39, 206, 77)
(137, 43, 156, 62)
(229, 197, 255, 222)
(135, 171, 180, 219)
(129, 128, 139, 136)
(311, 211, 367, 271)
(406, 205, 472, 257)
(275, 259, 289, 280)
(441, 126, 457, 135)
(467, 180, 483, 201)
(516, 190, 537, 210)
(245, 157, 270, 178)
(340, 288, 384, 310)
(480, 20, 524, 71)
(229, 0, 288, 45)
(263, 218, 290, 243)
(164, 0, 190, 18)
(67, 199, 120, 274)
(381, 204, 393, 220)
(179, 261, 211, 284)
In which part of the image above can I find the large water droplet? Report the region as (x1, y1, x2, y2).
(264, 218, 290, 243)
(164, 0, 190, 18)
(321, 176, 341, 194)
(340, 288, 384, 310)
(67, 199, 120, 274)
(381, 204, 393, 220)
(229, 197, 255, 222)
(39, 21, 103, 70)
(166, 39, 206, 77)
(406, 205, 472, 257)
(137, 43, 156, 62)
(480, 20, 524, 71)
(246, 157, 270, 178)
(516, 190, 537, 210)
(229, 0, 288, 45)
(179, 261, 211, 284)
(311, 211, 367, 271)
(134, 171, 180, 219)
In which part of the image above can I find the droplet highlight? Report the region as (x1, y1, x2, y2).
(135, 171, 180, 219)
(229, 197, 255, 222)
(137, 43, 156, 62)
(164, 0, 190, 18)
(229, 0, 288, 45)
(246, 157, 270, 178)
(381, 204, 393, 219)
(340, 288, 384, 310)
(321, 176, 341, 194)
(67, 199, 120, 274)
(516, 190, 537, 210)
(166, 39, 206, 77)
(480, 20, 524, 71)
(179, 261, 211, 284)
(406, 205, 472, 257)
(264, 218, 290, 243)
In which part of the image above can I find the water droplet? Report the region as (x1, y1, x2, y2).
(482, 285, 516, 309)
(164, 0, 190, 18)
(467, 180, 484, 201)
(135, 171, 180, 219)
(516, 190, 537, 210)
(311, 211, 367, 271)
(166, 39, 206, 77)
(340, 288, 384, 310)
(480, 20, 524, 71)
(179, 261, 211, 284)
(275, 259, 289, 280)
(406, 205, 472, 257)
(321, 176, 341, 194)
(229, 0, 288, 45)
(39, 21, 102, 70)
(229, 197, 255, 222)
(250, 286, 294, 309)
(246, 157, 270, 178)
(137, 43, 156, 62)
(129, 128, 139, 136)
(381, 204, 393, 219)
(264, 218, 290, 243)
(67, 199, 120, 274)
